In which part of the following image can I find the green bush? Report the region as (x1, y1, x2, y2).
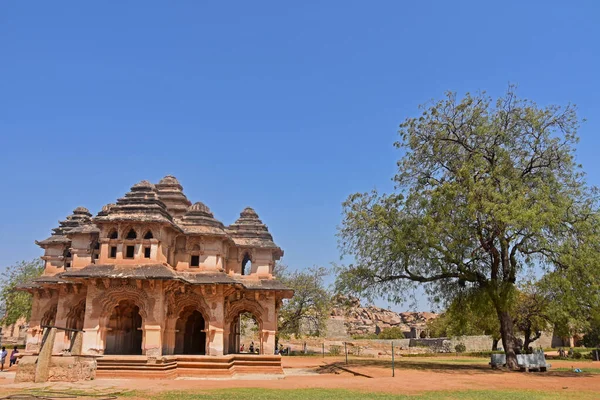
(455, 343, 466, 353)
(378, 327, 406, 340)
(573, 351, 583, 359)
(329, 345, 341, 356)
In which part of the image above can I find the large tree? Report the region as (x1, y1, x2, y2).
(276, 265, 331, 338)
(337, 88, 597, 368)
(0, 259, 44, 326)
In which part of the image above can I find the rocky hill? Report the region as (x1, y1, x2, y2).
(328, 296, 439, 337)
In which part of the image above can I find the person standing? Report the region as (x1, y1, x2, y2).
(0, 347, 7, 372)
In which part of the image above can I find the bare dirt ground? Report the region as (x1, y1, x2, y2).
(0, 356, 598, 397)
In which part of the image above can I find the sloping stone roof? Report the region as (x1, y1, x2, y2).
(94, 181, 175, 225)
(227, 208, 281, 252)
(178, 202, 228, 236)
(36, 207, 98, 247)
(156, 175, 192, 218)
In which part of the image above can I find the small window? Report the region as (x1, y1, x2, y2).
(109, 231, 118, 239)
(144, 247, 151, 258)
(65, 262, 71, 269)
(143, 231, 153, 239)
(126, 245, 135, 258)
(94, 253, 99, 260)
(109, 246, 117, 258)
(126, 229, 137, 239)
(190, 255, 200, 267)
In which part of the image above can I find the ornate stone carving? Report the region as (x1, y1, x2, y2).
(92, 284, 153, 321)
(166, 290, 213, 321)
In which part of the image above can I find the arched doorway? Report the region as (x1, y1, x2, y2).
(228, 311, 260, 354)
(104, 299, 143, 355)
(175, 307, 206, 355)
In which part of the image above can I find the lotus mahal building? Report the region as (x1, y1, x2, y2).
(21, 176, 292, 365)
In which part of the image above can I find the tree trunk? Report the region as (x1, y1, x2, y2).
(498, 311, 519, 369)
(492, 338, 499, 351)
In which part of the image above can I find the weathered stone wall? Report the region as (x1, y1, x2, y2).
(15, 355, 96, 382)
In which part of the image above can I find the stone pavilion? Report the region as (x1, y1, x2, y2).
(19, 176, 292, 378)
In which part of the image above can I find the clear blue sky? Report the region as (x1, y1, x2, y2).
(1, 1, 599, 311)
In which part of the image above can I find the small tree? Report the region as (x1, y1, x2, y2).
(0, 259, 44, 326)
(276, 265, 331, 338)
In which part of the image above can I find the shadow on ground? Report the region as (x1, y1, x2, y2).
(316, 359, 594, 378)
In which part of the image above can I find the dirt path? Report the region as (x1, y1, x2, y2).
(0, 356, 598, 396)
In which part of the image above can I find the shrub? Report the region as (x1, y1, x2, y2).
(573, 351, 583, 359)
(455, 343, 466, 353)
(329, 345, 341, 356)
(378, 327, 406, 340)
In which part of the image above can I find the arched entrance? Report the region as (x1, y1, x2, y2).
(104, 299, 143, 355)
(228, 311, 260, 354)
(175, 307, 206, 355)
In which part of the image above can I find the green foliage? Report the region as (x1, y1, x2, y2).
(276, 265, 331, 338)
(427, 289, 501, 340)
(0, 259, 44, 326)
(378, 327, 407, 339)
(329, 345, 341, 355)
(336, 87, 597, 366)
(582, 318, 600, 348)
(454, 343, 466, 353)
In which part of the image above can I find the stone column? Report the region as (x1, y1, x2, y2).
(143, 281, 164, 358)
(82, 285, 103, 355)
(261, 329, 276, 355)
(52, 291, 71, 354)
(162, 318, 177, 355)
(207, 294, 225, 356)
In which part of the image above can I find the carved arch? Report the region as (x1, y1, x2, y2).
(166, 290, 212, 321)
(41, 304, 57, 326)
(120, 225, 141, 241)
(66, 299, 86, 331)
(225, 297, 266, 327)
(93, 285, 152, 321)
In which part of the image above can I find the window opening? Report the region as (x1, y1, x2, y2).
(143, 231, 153, 239)
(109, 230, 118, 239)
(126, 245, 135, 259)
(190, 255, 200, 267)
(109, 246, 117, 258)
(241, 253, 252, 275)
(144, 247, 151, 258)
(126, 229, 137, 239)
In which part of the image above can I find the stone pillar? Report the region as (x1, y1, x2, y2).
(261, 330, 276, 355)
(52, 292, 71, 354)
(208, 327, 224, 356)
(208, 294, 225, 356)
(144, 324, 162, 357)
(162, 318, 177, 355)
(82, 285, 103, 355)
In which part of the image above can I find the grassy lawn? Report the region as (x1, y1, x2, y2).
(17, 388, 600, 400)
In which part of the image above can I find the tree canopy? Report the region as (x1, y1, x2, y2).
(337, 87, 598, 368)
(0, 259, 44, 326)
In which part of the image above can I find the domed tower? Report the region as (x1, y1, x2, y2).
(175, 202, 230, 270)
(156, 175, 192, 218)
(36, 207, 98, 273)
(93, 180, 177, 265)
(226, 207, 283, 277)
